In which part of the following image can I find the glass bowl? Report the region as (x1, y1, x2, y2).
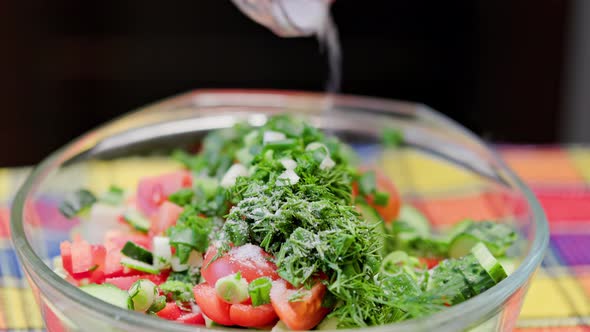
(11, 90, 548, 332)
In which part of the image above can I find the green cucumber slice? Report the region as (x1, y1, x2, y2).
(471, 242, 508, 283)
(80, 283, 129, 309)
(448, 221, 517, 258)
(448, 233, 480, 258)
(427, 260, 471, 304)
(120, 256, 159, 274)
(121, 241, 153, 264)
(458, 255, 495, 296)
(122, 210, 151, 233)
(446, 219, 473, 241)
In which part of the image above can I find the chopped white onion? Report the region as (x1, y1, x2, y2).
(276, 169, 300, 186)
(306, 142, 336, 170)
(81, 203, 127, 243)
(263, 131, 286, 144)
(170, 256, 188, 272)
(152, 236, 172, 270)
(221, 164, 249, 188)
(280, 158, 297, 170)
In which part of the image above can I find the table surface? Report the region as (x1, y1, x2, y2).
(0, 146, 589, 332)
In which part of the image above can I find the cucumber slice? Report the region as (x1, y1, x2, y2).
(120, 256, 159, 274)
(80, 283, 129, 309)
(471, 242, 508, 283)
(122, 210, 151, 233)
(458, 255, 495, 296)
(397, 204, 431, 238)
(448, 221, 517, 258)
(446, 219, 473, 241)
(427, 261, 471, 304)
(121, 241, 153, 264)
(448, 233, 480, 258)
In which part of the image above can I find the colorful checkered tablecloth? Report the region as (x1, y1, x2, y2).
(0, 147, 589, 331)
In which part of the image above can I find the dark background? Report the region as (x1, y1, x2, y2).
(0, 1, 570, 166)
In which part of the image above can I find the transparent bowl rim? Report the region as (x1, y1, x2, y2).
(11, 89, 549, 332)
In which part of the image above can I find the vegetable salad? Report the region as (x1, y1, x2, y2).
(57, 115, 518, 330)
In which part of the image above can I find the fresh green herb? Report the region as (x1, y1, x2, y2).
(59, 189, 97, 219)
(100, 185, 125, 205)
(167, 270, 201, 285)
(159, 280, 194, 302)
(167, 208, 213, 264)
(168, 188, 194, 206)
(248, 277, 272, 307)
(172, 149, 206, 172)
(382, 128, 403, 147)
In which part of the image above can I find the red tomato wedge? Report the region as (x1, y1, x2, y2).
(270, 279, 330, 331)
(103, 249, 125, 278)
(104, 231, 152, 251)
(150, 201, 183, 236)
(201, 244, 279, 286)
(229, 304, 278, 327)
(193, 283, 233, 326)
(419, 257, 440, 269)
(156, 303, 183, 321)
(137, 170, 192, 216)
(177, 312, 206, 325)
(60, 241, 73, 276)
(61, 240, 106, 279)
(353, 168, 401, 222)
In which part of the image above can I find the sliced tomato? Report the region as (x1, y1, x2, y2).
(419, 257, 440, 269)
(156, 303, 183, 321)
(177, 312, 206, 325)
(354, 168, 401, 222)
(137, 170, 192, 216)
(193, 283, 233, 326)
(150, 201, 183, 236)
(60, 241, 73, 276)
(104, 231, 152, 251)
(202, 244, 279, 286)
(103, 248, 156, 278)
(70, 241, 94, 275)
(270, 279, 330, 330)
(103, 249, 125, 278)
(88, 269, 105, 284)
(229, 304, 278, 328)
